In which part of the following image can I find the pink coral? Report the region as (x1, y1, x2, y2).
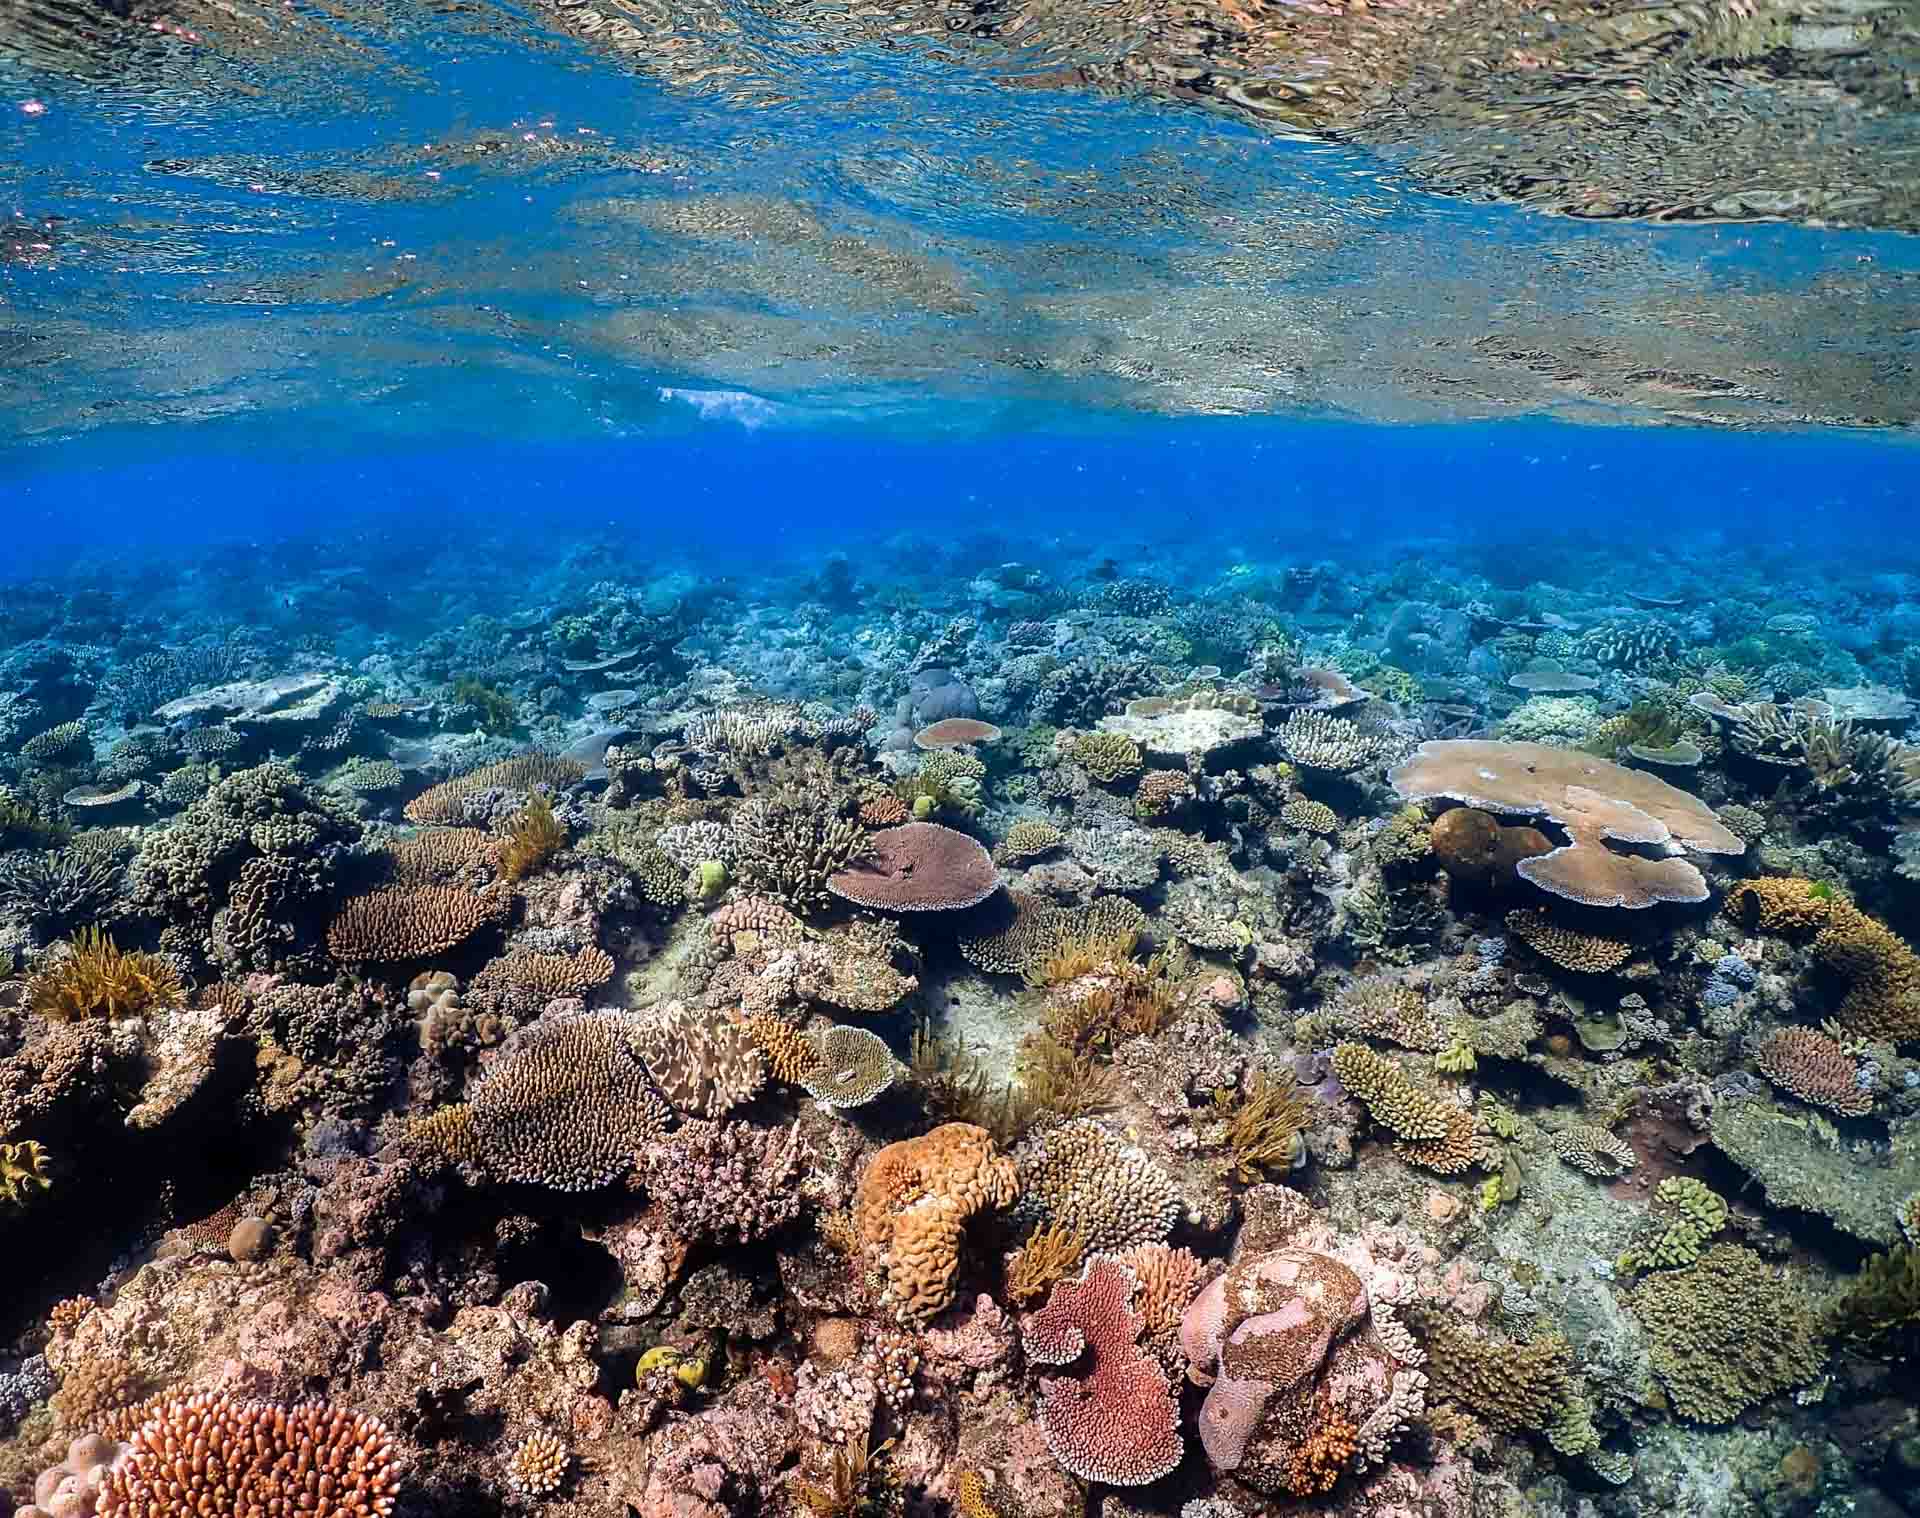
(1022, 1255, 1183, 1487)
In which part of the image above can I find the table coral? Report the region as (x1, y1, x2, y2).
(1022, 1254, 1184, 1486)
(1754, 1025, 1873, 1116)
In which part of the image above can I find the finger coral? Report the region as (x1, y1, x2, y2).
(1630, 1243, 1827, 1423)
(97, 1392, 400, 1517)
(1729, 878, 1920, 1043)
(1022, 1254, 1184, 1486)
(1330, 1043, 1483, 1174)
(854, 1122, 1019, 1321)
(28, 928, 184, 1021)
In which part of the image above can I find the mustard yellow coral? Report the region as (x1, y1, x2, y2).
(28, 928, 185, 1021)
(1, 1139, 52, 1209)
(1730, 878, 1920, 1043)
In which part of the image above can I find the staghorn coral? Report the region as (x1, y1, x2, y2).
(1506, 908, 1634, 974)
(733, 790, 870, 914)
(1755, 1025, 1872, 1116)
(415, 1010, 669, 1189)
(403, 753, 586, 826)
(1022, 1254, 1185, 1486)
(27, 928, 184, 1021)
(1729, 878, 1920, 1043)
(1629, 1244, 1827, 1423)
(505, 1431, 571, 1497)
(1015, 1117, 1182, 1253)
(798, 1023, 897, 1109)
(1066, 731, 1143, 784)
(97, 1392, 399, 1517)
(958, 891, 1148, 978)
(854, 1122, 1019, 1321)
(1393, 740, 1744, 908)
(325, 884, 510, 962)
(631, 1001, 766, 1117)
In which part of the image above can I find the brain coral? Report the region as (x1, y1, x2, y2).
(97, 1392, 399, 1517)
(1392, 740, 1744, 909)
(420, 1011, 669, 1190)
(1014, 1118, 1182, 1253)
(854, 1123, 1018, 1321)
(1629, 1243, 1827, 1423)
(1022, 1254, 1184, 1486)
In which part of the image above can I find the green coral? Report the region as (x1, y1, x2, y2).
(1831, 1245, 1920, 1360)
(895, 748, 986, 817)
(1371, 805, 1433, 869)
(1629, 1244, 1827, 1422)
(451, 676, 516, 736)
(1417, 1313, 1598, 1455)
(0, 787, 72, 849)
(1066, 732, 1143, 785)
(1620, 1178, 1729, 1274)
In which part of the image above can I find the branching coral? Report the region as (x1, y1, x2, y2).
(325, 885, 510, 963)
(403, 754, 586, 826)
(1619, 1178, 1729, 1273)
(97, 1392, 400, 1517)
(733, 792, 870, 914)
(1831, 1245, 1920, 1360)
(1729, 878, 1920, 1043)
(1014, 1118, 1181, 1253)
(1755, 1026, 1872, 1116)
(1007, 1221, 1087, 1306)
(1629, 1243, 1827, 1422)
(1067, 731, 1143, 784)
(27, 928, 184, 1020)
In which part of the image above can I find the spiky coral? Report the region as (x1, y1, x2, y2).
(1006, 1221, 1087, 1306)
(1831, 1244, 1920, 1360)
(28, 928, 185, 1021)
(497, 791, 566, 882)
(1212, 1068, 1310, 1182)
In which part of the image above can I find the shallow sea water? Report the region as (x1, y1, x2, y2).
(2, 3, 1919, 1518)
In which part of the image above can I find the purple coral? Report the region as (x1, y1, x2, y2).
(1023, 1255, 1184, 1487)
(636, 1119, 806, 1243)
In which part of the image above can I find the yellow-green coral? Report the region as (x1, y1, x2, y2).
(1630, 1244, 1827, 1422)
(1211, 1069, 1311, 1182)
(1066, 732, 1143, 785)
(28, 928, 186, 1021)
(1831, 1244, 1920, 1359)
(1417, 1313, 1598, 1454)
(1, 1139, 52, 1209)
(498, 791, 566, 881)
(1620, 1178, 1729, 1273)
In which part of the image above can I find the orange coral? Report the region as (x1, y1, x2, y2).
(854, 1123, 1018, 1321)
(1286, 1396, 1358, 1497)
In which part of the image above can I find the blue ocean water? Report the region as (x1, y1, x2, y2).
(6, 4, 1920, 1518)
